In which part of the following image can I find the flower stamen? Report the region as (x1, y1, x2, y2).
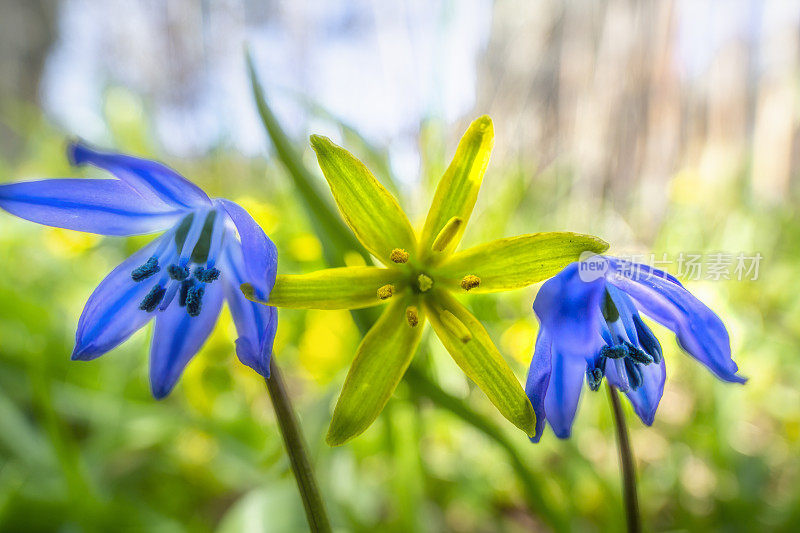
(406, 306, 419, 327)
(185, 284, 206, 317)
(167, 264, 190, 281)
(390, 248, 409, 263)
(587, 368, 604, 391)
(625, 342, 654, 365)
(195, 266, 221, 283)
(460, 274, 481, 291)
(139, 285, 166, 312)
(377, 284, 394, 300)
(131, 257, 161, 282)
(179, 279, 195, 307)
(600, 344, 627, 359)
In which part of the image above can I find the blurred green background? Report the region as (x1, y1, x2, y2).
(1, 1, 798, 531)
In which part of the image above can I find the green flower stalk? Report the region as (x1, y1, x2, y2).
(245, 116, 608, 446)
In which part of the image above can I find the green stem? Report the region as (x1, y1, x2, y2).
(265, 358, 332, 533)
(607, 384, 641, 533)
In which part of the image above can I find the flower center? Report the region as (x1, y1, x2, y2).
(417, 273, 434, 292)
(587, 289, 658, 392)
(130, 209, 226, 317)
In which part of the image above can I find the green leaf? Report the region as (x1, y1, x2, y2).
(419, 115, 494, 262)
(327, 295, 425, 446)
(246, 51, 366, 267)
(424, 289, 535, 437)
(435, 232, 609, 293)
(244, 267, 404, 310)
(310, 135, 418, 266)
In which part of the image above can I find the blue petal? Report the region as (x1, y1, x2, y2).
(218, 199, 277, 301)
(544, 350, 587, 439)
(69, 142, 211, 209)
(606, 261, 746, 384)
(624, 359, 666, 425)
(0, 179, 183, 235)
(525, 330, 552, 443)
(604, 256, 683, 287)
(72, 237, 167, 360)
(533, 262, 606, 362)
(606, 285, 662, 361)
(222, 243, 277, 378)
(149, 281, 224, 399)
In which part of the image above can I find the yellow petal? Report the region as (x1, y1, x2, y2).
(435, 232, 609, 293)
(419, 116, 494, 262)
(310, 135, 417, 265)
(327, 295, 425, 446)
(244, 267, 403, 310)
(423, 289, 535, 436)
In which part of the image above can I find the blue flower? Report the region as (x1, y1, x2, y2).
(526, 255, 745, 442)
(0, 142, 278, 398)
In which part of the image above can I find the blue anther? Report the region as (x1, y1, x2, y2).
(624, 342, 654, 365)
(624, 358, 643, 390)
(178, 279, 195, 307)
(185, 284, 205, 317)
(131, 257, 160, 282)
(139, 285, 166, 312)
(194, 266, 220, 283)
(167, 264, 190, 281)
(633, 314, 663, 363)
(586, 367, 604, 391)
(600, 344, 628, 359)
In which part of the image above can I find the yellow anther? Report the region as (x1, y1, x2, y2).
(460, 274, 481, 291)
(390, 248, 409, 263)
(417, 274, 433, 292)
(406, 306, 419, 327)
(441, 310, 472, 343)
(431, 216, 463, 252)
(377, 284, 394, 300)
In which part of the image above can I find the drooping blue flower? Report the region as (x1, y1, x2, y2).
(526, 255, 745, 442)
(0, 142, 278, 398)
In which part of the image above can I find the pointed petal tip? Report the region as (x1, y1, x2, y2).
(151, 388, 171, 401)
(234, 337, 271, 379)
(325, 426, 350, 447)
(309, 134, 330, 151)
(640, 413, 656, 426)
(240, 282, 267, 304)
(71, 344, 95, 361)
(553, 427, 573, 440)
(472, 115, 493, 132)
(726, 373, 748, 385)
(71, 341, 113, 361)
(150, 379, 176, 400)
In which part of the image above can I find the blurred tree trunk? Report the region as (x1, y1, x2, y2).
(0, 0, 57, 160)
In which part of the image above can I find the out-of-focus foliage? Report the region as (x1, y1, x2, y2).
(1, 78, 798, 532)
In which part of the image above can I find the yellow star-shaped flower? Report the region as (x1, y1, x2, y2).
(245, 116, 607, 446)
